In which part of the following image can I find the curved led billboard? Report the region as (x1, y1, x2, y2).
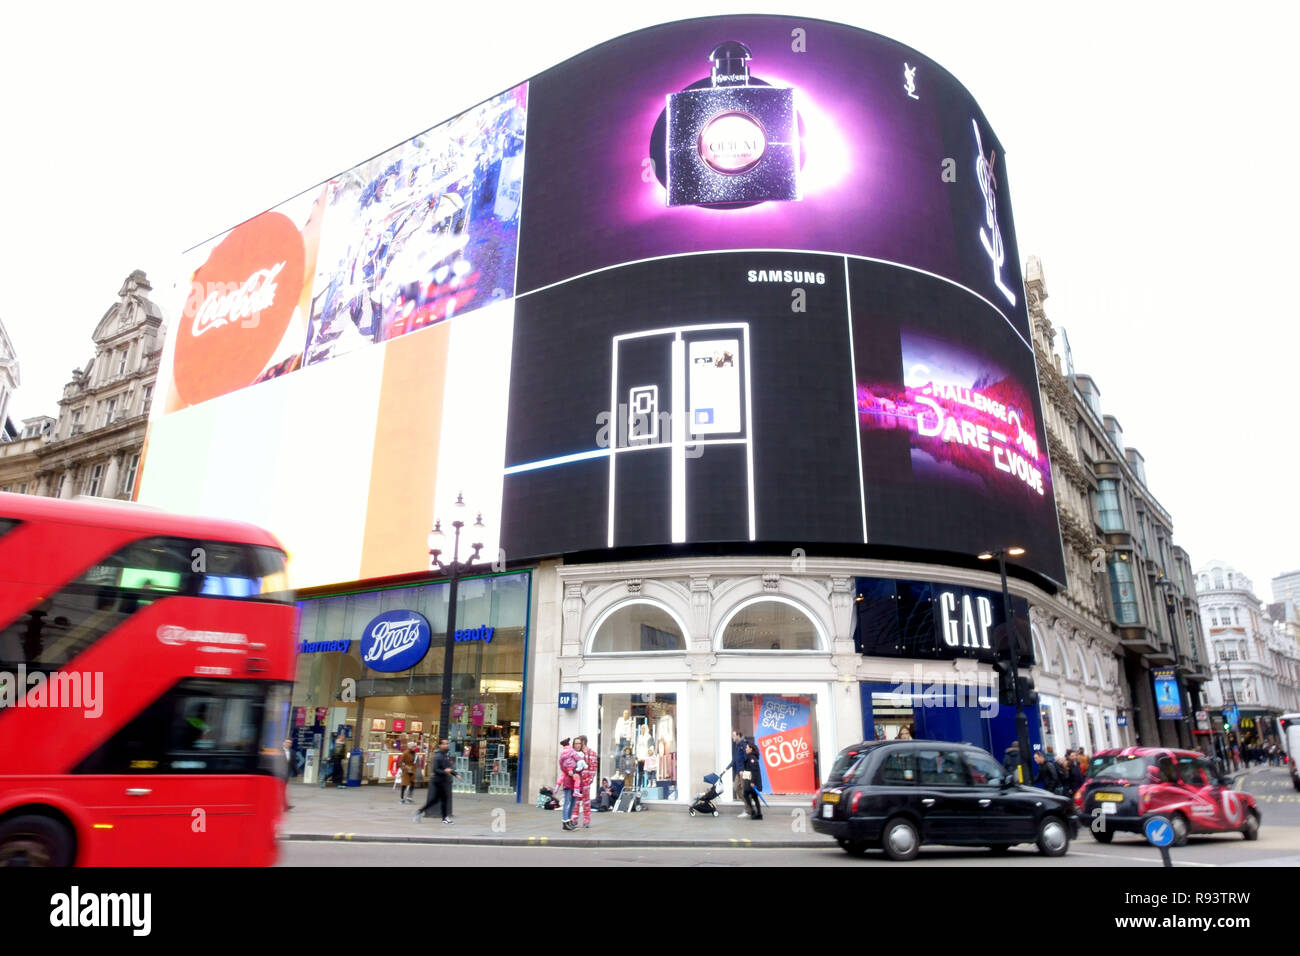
(139, 15, 1066, 589)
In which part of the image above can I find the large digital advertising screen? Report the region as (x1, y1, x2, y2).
(138, 15, 1066, 589)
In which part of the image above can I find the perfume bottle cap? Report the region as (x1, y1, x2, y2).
(709, 41, 752, 88)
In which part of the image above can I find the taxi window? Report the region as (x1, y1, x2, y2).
(877, 750, 918, 786)
(964, 751, 1005, 786)
(917, 749, 968, 786)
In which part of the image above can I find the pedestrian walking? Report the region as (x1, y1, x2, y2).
(741, 742, 764, 821)
(414, 738, 456, 824)
(1002, 742, 1022, 781)
(398, 740, 418, 804)
(557, 737, 577, 829)
(1065, 752, 1084, 796)
(724, 730, 748, 814)
(282, 738, 294, 812)
(1033, 751, 1062, 794)
(567, 734, 597, 830)
(330, 732, 347, 787)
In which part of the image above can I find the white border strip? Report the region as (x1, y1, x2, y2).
(843, 256, 868, 543)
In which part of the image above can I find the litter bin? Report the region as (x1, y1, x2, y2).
(346, 748, 364, 788)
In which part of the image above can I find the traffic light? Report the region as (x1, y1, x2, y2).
(1223, 719, 1231, 734)
(1016, 675, 1038, 708)
(993, 660, 1016, 707)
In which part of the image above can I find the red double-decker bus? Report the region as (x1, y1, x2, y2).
(0, 492, 295, 866)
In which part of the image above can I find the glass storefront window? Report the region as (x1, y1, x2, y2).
(720, 599, 821, 651)
(288, 571, 529, 796)
(590, 602, 685, 652)
(730, 693, 821, 795)
(597, 693, 678, 801)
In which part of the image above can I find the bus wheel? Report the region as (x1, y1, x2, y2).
(0, 815, 75, 867)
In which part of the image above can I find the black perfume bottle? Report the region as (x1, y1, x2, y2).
(665, 41, 800, 207)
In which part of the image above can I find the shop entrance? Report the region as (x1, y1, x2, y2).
(597, 692, 679, 801)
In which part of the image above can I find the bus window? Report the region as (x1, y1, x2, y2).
(0, 536, 196, 670)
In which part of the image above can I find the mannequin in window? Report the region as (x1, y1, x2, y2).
(614, 709, 632, 747)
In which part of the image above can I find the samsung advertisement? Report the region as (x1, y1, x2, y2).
(138, 14, 1066, 588)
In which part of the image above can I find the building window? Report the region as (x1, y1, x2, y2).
(1108, 557, 1139, 624)
(116, 348, 128, 376)
(718, 598, 824, 651)
(54, 474, 65, 498)
(122, 452, 140, 497)
(1095, 480, 1124, 532)
(141, 385, 153, 415)
(86, 463, 104, 496)
(104, 397, 118, 426)
(588, 600, 686, 653)
(1213, 568, 1224, 589)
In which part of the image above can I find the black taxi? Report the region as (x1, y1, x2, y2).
(811, 739, 1078, 860)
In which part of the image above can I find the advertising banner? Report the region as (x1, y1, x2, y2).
(138, 15, 1065, 590)
(1153, 668, 1183, 721)
(752, 695, 815, 793)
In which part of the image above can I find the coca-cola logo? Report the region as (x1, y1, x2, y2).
(359, 610, 431, 673)
(191, 262, 287, 338)
(172, 212, 305, 408)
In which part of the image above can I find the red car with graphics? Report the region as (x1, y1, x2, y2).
(1075, 747, 1259, 845)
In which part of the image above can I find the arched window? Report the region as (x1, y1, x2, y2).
(1094, 652, 1107, 688)
(1030, 625, 1049, 673)
(1057, 638, 1073, 680)
(1213, 568, 1224, 589)
(717, 597, 825, 651)
(1076, 649, 1091, 686)
(588, 600, 686, 653)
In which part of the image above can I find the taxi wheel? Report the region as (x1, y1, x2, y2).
(1090, 828, 1114, 843)
(0, 815, 75, 867)
(1168, 813, 1190, 847)
(1241, 811, 1259, 841)
(1035, 816, 1070, 857)
(688, 808, 697, 817)
(838, 838, 869, 857)
(881, 817, 920, 861)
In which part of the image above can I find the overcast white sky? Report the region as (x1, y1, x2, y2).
(2, 1, 1296, 597)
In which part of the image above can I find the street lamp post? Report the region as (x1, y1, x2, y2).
(427, 494, 485, 751)
(979, 546, 1032, 786)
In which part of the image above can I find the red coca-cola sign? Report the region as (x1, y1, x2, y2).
(173, 212, 305, 407)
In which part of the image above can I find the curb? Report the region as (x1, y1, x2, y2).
(284, 832, 820, 849)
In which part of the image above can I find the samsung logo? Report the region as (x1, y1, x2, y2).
(747, 269, 826, 284)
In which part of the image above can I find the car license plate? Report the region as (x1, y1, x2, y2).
(822, 804, 835, 819)
(1095, 792, 1123, 802)
(822, 793, 839, 803)
(1101, 803, 1117, 815)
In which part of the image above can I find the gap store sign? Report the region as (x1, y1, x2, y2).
(853, 577, 1033, 663)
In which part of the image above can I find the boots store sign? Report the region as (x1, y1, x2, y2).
(360, 610, 432, 672)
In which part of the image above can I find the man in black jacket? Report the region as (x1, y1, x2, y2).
(1033, 750, 1062, 793)
(414, 738, 456, 824)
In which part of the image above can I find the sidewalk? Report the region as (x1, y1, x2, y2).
(283, 781, 825, 848)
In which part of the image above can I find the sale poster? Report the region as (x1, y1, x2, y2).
(752, 696, 815, 793)
(471, 703, 485, 726)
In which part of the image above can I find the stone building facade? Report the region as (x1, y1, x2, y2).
(0, 271, 164, 500)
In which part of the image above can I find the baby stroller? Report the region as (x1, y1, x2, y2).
(688, 771, 725, 817)
(536, 786, 560, 810)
